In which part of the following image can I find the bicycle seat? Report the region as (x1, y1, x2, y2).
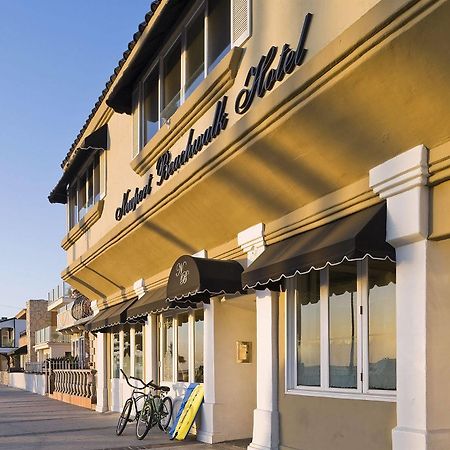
(151, 383, 170, 392)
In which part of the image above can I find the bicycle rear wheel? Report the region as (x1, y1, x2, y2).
(136, 399, 155, 440)
(158, 396, 173, 432)
(116, 398, 132, 436)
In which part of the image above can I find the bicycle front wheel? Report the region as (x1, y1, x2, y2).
(116, 398, 132, 436)
(158, 396, 173, 432)
(136, 399, 155, 440)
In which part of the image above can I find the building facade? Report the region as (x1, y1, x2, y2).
(49, 1, 450, 449)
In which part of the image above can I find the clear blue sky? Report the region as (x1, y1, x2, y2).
(0, 1, 151, 317)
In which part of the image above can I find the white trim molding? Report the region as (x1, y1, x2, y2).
(238, 222, 266, 266)
(370, 144, 429, 247)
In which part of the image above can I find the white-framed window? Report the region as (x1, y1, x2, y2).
(286, 257, 396, 401)
(158, 309, 204, 383)
(67, 151, 105, 229)
(132, 0, 249, 157)
(110, 324, 145, 379)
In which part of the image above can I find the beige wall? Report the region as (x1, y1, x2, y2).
(278, 291, 396, 450)
(426, 238, 450, 432)
(214, 295, 257, 440)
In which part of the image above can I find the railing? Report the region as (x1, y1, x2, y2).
(47, 282, 71, 307)
(57, 303, 75, 330)
(52, 369, 96, 400)
(35, 326, 71, 345)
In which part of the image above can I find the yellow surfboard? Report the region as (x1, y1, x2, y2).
(173, 384, 204, 440)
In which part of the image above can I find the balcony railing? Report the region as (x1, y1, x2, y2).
(52, 369, 96, 400)
(47, 282, 71, 308)
(35, 326, 71, 346)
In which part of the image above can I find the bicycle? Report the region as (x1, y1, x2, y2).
(116, 369, 154, 436)
(135, 379, 173, 440)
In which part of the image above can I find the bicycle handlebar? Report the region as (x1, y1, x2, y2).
(120, 369, 153, 389)
(119, 369, 167, 391)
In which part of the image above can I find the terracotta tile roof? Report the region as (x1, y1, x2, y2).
(60, 0, 163, 170)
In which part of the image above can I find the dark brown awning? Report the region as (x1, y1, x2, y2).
(85, 297, 136, 332)
(7, 345, 27, 356)
(48, 124, 108, 204)
(166, 255, 244, 302)
(242, 203, 395, 291)
(125, 285, 196, 320)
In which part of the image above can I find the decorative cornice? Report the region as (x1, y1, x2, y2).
(370, 145, 429, 199)
(370, 145, 429, 246)
(61, 200, 104, 251)
(238, 223, 266, 266)
(131, 47, 244, 176)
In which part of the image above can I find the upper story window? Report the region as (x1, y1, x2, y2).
(132, 0, 233, 157)
(286, 257, 396, 400)
(67, 152, 103, 229)
(0, 328, 14, 348)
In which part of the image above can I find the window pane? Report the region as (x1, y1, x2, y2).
(93, 153, 100, 203)
(296, 271, 320, 387)
(162, 42, 181, 122)
(177, 314, 189, 382)
(329, 263, 358, 389)
(87, 164, 94, 208)
(68, 185, 77, 228)
(143, 69, 159, 145)
(162, 317, 173, 381)
(368, 259, 396, 390)
(123, 326, 131, 377)
(132, 88, 140, 157)
(185, 12, 205, 99)
(78, 174, 87, 220)
(208, 0, 231, 72)
(194, 309, 204, 383)
(112, 332, 120, 379)
(134, 324, 144, 380)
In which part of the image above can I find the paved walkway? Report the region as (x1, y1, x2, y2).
(0, 385, 212, 450)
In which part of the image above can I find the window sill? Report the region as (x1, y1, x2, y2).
(285, 388, 396, 403)
(131, 46, 244, 176)
(61, 200, 104, 250)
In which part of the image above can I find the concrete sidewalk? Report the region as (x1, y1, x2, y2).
(0, 384, 206, 450)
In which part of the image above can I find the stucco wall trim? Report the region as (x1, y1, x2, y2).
(61, 200, 104, 250)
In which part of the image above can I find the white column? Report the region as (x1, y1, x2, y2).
(197, 299, 216, 443)
(145, 314, 157, 383)
(238, 223, 279, 450)
(369, 145, 449, 450)
(95, 332, 108, 412)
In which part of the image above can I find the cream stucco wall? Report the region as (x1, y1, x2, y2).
(213, 295, 257, 441)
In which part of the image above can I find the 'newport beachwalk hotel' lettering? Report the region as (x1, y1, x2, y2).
(115, 175, 154, 221)
(235, 13, 313, 114)
(114, 13, 313, 220)
(156, 96, 229, 187)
